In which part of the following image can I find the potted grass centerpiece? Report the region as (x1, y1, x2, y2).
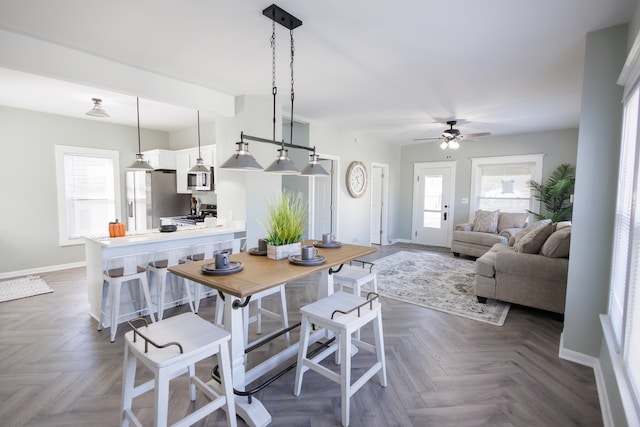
(264, 190, 307, 260)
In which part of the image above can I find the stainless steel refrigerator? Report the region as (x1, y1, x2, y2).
(126, 170, 191, 232)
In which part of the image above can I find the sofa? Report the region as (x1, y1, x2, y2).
(474, 220, 571, 314)
(451, 210, 529, 258)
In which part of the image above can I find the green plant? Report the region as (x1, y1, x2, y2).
(527, 163, 575, 222)
(264, 190, 307, 245)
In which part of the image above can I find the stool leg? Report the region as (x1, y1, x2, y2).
(110, 280, 122, 343)
(179, 275, 195, 314)
(155, 369, 170, 427)
(193, 282, 201, 313)
(373, 311, 387, 387)
(256, 298, 263, 334)
(98, 279, 109, 331)
(215, 296, 224, 325)
(139, 275, 156, 323)
(340, 328, 352, 427)
(188, 364, 196, 401)
(155, 269, 168, 321)
(121, 344, 137, 427)
(293, 315, 312, 396)
(371, 274, 378, 293)
(218, 341, 237, 427)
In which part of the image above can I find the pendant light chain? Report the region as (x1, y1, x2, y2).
(289, 28, 295, 145)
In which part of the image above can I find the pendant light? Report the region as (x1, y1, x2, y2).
(86, 98, 110, 117)
(189, 111, 211, 173)
(220, 137, 263, 170)
(127, 97, 154, 170)
(300, 151, 329, 176)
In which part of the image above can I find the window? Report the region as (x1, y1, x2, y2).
(469, 154, 544, 220)
(55, 145, 121, 246)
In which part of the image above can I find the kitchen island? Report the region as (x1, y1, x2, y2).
(84, 222, 246, 322)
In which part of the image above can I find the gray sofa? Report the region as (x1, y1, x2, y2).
(451, 211, 528, 258)
(474, 221, 571, 314)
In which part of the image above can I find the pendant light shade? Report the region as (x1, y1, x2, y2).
(86, 98, 110, 118)
(264, 148, 300, 174)
(220, 142, 263, 171)
(189, 111, 211, 173)
(127, 97, 154, 170)
(300, 153, 329, 176)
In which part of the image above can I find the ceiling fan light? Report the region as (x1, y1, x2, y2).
(449, 140, 460, 150)
(440, 141, 448, 150)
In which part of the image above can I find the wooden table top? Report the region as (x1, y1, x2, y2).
(168, 240, 376, 298)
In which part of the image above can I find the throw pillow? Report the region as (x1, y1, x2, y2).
(513, 219, 553, 254)
(472, 209, 500, 233)
(497, 212, 529, 232)
(540, 226, 571, 258)
(556, 221, 572, 230)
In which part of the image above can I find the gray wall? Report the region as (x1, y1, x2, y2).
(0, 106, 170, 274)
(398, 128, 579, 240)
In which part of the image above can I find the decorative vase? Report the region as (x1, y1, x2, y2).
(267, 242, 302, 260)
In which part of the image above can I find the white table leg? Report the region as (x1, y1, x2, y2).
(319, 269, 334, 299)
(223, 293, 272, 427)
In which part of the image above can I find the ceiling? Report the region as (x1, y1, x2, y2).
(0, 0, 635, 141)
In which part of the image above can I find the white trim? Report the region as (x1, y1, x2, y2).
(618, 29, 640, 97)
(0, 261, 86, 280)
(371, 162, 389, 245)
(309, 152, 339, 241)
(558, 332, 599, 367)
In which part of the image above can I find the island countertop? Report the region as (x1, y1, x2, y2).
(84, 221, 246, 247)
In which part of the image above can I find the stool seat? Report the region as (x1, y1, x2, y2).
(121, 312, 236, 427)
(294, 291, 387, 427)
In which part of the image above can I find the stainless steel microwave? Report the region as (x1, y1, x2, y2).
(187, 167, 214, 191)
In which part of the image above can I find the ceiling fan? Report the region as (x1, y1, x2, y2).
(413, 120, 491, 150)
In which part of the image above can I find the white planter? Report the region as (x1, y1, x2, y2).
(267, 242, 301, 260)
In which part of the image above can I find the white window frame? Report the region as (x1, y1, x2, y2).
(469, 154, 544, 222)
(55, 145, 121, 246)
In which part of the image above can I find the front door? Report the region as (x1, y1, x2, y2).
(412, 162, 456, 247)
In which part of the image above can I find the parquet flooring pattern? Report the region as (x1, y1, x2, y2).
(0, 243, 602, 426)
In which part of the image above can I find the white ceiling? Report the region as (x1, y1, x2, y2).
(0, 0, 635, 140)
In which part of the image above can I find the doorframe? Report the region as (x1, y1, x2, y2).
(308, 153, 339, 240)
(371, 162, 389, 245)
(412, 161, 457, 246)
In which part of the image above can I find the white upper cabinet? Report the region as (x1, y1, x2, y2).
(141, 149, 177, 170)
(175, 145, 216, 193)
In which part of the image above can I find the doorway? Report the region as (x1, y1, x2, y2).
(412, 161, 456, 247)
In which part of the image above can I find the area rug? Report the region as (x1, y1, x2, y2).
(372, 251, 510, 326)
(0, 275, 53, 303)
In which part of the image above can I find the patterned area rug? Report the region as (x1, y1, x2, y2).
(373, 251, 510, 326)
(0, 276, 53, 303)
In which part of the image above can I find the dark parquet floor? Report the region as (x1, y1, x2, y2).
(0, 243, 602, 426)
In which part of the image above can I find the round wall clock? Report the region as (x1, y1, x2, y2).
(346, 161, 368, 198)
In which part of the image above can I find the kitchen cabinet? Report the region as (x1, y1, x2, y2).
(176, 145, 216, 194)
(142, 149, 176, 170)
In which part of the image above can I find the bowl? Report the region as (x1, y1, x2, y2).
(159, 224, 177, 232)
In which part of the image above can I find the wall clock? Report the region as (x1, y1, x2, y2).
(346, 161, 368, 198)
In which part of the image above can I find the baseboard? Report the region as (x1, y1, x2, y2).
(559, 332, 613, 427)
(0, 261, 86, 280)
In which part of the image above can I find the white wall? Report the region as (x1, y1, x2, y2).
(0, 106, 169, 274)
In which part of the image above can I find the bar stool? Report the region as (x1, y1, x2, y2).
(293, 291, 387, 427)
(121, 312, 237, 427)
(147, 247, 193, 321)
(333, 260, 377, 296)
(99, 252, 155, 343)
(187, 241, 222, 313)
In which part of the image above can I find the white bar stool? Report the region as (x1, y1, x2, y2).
(333, 260, 377, 296)
(121, 312, 237, 427)
(186, 241, 222, 313)
(293, 291, 387, 427)
(99, 252, 155, 343)
(147, 247, 194, 321)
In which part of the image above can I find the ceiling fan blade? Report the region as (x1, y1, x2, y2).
(461, 132, 492, 139)
(412, 137, 442, 141)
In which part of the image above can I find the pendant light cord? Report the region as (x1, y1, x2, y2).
(290, 28, 295, 146)
(197, 110, 201, 158)
(136, 97, 141, 154)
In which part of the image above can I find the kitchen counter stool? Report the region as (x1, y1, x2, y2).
(121, 312, 237, 427)
(332, 260, 377, 340)
(293, 291, 387, 427)
(99, 252, 155, 343)
(148, 246, 193, 321)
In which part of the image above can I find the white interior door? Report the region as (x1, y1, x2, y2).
(412, 162, 456, 247)
(312, 158, 334, 239)
(370, 165, 383, 244)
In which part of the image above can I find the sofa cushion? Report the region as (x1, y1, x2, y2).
(472, 209, 500, 233)
(498, 212, 528, 232)
(476, 243, 514, 278)
(513, 219, 553, 254)
(540, 226, 571, 258)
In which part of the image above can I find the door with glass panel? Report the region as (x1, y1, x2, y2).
(412, 162, 456, 247)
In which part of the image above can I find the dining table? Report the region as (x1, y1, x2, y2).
(168, 239, 376, 427)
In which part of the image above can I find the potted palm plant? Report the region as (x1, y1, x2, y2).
(527, 163, 576, 222)
(264, 190, 307, 260)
